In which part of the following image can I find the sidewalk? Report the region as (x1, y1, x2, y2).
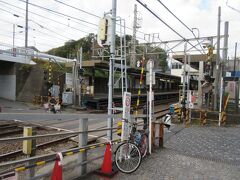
(0, 98, 79, 114)
(0, 98, 48, 113)
(84, 125, 240, 180)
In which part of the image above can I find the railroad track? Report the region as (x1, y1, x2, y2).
(0, 135, 77, 162)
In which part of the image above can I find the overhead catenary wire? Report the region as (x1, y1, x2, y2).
(136, 0, 204, 54)
(0, 0, 96, 33)
(53, 0, 147, 36)
(0, 29, 62, 47)
(226, 0, 240, 14)
(155, 0, 205, 54)
(0, 18, 70, 42)
(19, 0, 98, 27)
(0, 8, 76, 41)
(0, 33, 58, 48)
(21, 0, 147, 42)
(1, 0, 146, 48)
(54, 0, 101, 18)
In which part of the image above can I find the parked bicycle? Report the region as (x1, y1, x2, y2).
(115, 112, 172, 174)
(114, 118, 148, 173)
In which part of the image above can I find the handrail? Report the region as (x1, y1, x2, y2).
(0, 139, 122, 170)
(0, 127, 118, 143)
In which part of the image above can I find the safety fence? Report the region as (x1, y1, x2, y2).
(0, 113, 168, 179)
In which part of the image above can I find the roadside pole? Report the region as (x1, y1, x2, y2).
(214, 6, 221, 111)
(78, 118, 88, 175)
(107, 0, 117, 141)
(147, 60, 153, 154)
(79, 47, 83, 107)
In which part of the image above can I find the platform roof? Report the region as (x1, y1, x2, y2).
(172, 54, 216, 70)
(80, 60, 181, 81)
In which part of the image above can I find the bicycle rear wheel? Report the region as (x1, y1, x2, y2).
(139, 134, 148, 158)
(115, 142, 142, 173)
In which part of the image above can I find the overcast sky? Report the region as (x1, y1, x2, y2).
(0, 0, 239, 58)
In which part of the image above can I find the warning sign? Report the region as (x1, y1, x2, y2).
(123, 92, 131, 119)
(122, 92, 131, 140)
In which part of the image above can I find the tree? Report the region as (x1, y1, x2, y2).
(47, 34, 93, 60)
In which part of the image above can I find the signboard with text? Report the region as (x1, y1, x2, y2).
(122, 92, 131, 140)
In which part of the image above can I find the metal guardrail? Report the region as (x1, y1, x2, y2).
(0, 127, 118, 143)
(0, 109, 176, 178)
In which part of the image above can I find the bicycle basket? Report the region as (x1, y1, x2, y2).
(134, 132, 142, 145)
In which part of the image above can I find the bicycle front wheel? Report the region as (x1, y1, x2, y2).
(115, 142, 142, 173)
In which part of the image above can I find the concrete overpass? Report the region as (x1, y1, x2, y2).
(0, 43, 72, 101)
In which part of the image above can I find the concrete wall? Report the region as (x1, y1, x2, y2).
(0, 75, 16, 100)
(0, 61, 16, 100)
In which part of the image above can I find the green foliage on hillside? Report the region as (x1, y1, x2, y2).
(46, 34, 168, 72)
(47, 34, 93, 60)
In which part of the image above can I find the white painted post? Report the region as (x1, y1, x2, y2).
(219, 77, 223, 126)
(148, 60, 153, 154)
(78, 118, 88, 175)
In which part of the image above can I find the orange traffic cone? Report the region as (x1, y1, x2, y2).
(101, 144, 112, 174)
(51, 153, 63, 180)
(95, 143, 118, 178)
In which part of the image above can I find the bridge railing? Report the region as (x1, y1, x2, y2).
(0, 43, 34, 63)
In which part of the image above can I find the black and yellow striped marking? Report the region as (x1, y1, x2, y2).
(13, 139, 122, 173)
(185, 109, 190, 128)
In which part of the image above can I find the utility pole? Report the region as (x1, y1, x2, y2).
(182, 41, 187, 123)
(13, 24, 15, 47)
(218, 21, 228, 126)
(214, 6, 221, 111)
(107, 0, 117, 141)
(130, 4, 137, 68)
(233, 42, 237, 73)
(222, 21, 229, 77)
(79, 47, 83, 107)
(25, 0, 29, 48)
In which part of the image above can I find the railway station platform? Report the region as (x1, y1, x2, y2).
(84, 91, 179, 110)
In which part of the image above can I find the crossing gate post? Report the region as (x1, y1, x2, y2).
(177, 108, 181, 122)
(221, 111, 227, 126)
(200, 110, 207, 126)
(151, 122, 156, 148)
(200, 110, 203, 126)
(159, 123, 164, 148)
(185, 108, 190, 128)
(78, 118, 88, 176)
(203, 111, 207, 125)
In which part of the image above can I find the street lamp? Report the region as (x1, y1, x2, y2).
(13, 24, 24, 48)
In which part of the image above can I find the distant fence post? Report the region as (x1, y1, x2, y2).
(151, 122, 156, 148)
(159, 123, 164, 148)
(78, 118, 88, 176)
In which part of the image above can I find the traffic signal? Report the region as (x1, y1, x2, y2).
(117, 121, 122, 136)
(207, 46, 214, 61)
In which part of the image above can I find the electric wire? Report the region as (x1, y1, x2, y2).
(155, 0, 205, 53)
(0, 27, 62, 47)
(52, 0, 147, 36)
(19, 0, 98, 27)
(0, 0, 95, 33)
(136, 0, 204, 54)
(0, 7, 75, 41)
(0, 33, 57, 48)
(226, 0, 240, 14)
(53, 0, 101, 18)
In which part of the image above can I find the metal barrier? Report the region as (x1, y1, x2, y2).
(0, 108, 178, 179)
(0, 114, 147, 179)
